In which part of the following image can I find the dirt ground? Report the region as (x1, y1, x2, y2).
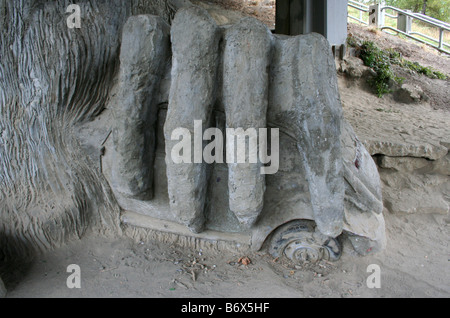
(2, 212, 449, 298)
(2, 1, 449, 299)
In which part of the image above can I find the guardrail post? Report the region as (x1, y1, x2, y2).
(439, 28, 444, 49)
(369, 4, 384, 28)
(397, 9, 412, 34)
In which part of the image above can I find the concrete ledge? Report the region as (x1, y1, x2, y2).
(121, 211, 252, 253)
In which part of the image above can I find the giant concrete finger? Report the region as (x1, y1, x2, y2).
(164, 6, 221, 233)
(223, 18, 273, 228)
(110, 15, 170, 200)
(268, 33, 344, 237)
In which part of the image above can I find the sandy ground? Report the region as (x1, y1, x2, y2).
(3, 212, 449, 298)
(2, 1, 449, 299)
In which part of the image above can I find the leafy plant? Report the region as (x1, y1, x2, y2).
(359, 41, 404, 97)
(348, 37, 448, 97)
(400, 60, 447, 79)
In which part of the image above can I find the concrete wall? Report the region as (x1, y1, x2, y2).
(325, 0, 348, 46)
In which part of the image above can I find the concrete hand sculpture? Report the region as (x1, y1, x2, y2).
(104, 6, 386, 262)
(0, 1, 385, 275)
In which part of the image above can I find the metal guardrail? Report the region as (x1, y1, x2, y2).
(348, 0, 369, 25)
(348, 1, 450, 55)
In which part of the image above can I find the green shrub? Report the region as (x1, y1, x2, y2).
(400, 60, 447, 79)
(348, 37, 448, 97)
(359, 41, 404, 97)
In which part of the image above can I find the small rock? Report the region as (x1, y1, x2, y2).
(395, 83, 427, 104)
(341, 57, 375, 79)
